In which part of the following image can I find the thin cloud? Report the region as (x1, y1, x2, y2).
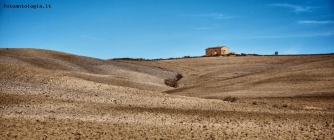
(248, 31, 334, 39)
(253, 32, 334, 39)
(205, 31, 334, 40)
(268, 3, 316, 13)
(297, 20, 334, 24)
(186, 13, 234, 19)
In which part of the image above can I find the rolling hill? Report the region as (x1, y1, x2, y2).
(1, 48, 333, 139)
(124, 54, 334, 98)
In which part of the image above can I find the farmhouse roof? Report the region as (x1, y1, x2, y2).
(206, 46, 228, 50)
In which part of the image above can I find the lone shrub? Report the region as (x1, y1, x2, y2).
(164, 78, 178, 87)
(241, 53, 247, 56)
(223, 96, 237, 102)
(252, 101, 258, 105)
(229, 52, 236, 55)
(272, 104, 278, 108)
(176, 73, 183, 81)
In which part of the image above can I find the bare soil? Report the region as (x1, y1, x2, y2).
(1, 48, 333, 139)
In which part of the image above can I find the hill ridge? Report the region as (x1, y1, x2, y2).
(0, 48, 179, 91)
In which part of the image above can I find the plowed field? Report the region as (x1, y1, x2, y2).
(1, 48, 333, 139)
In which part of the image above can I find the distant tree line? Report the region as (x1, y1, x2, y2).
(109, 53, 334, 61)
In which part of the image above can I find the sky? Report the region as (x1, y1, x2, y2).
(1, 0, 334, 59)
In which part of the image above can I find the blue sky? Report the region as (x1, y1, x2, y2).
(1, 0, 334, 59)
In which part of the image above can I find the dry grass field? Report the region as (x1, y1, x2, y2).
(1, 48, 333, 139)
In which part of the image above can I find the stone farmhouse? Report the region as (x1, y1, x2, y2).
(205, 46, 229, 56)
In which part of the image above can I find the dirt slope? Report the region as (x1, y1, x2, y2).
(0, 48, 179, 91)
(1, 48, 333, 139)
(125, 55, 334, 98)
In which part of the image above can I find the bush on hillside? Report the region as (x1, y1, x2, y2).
(164, 78, 178, 87)
(223, 96, 237, 102)
(176, 73, 183, 81)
